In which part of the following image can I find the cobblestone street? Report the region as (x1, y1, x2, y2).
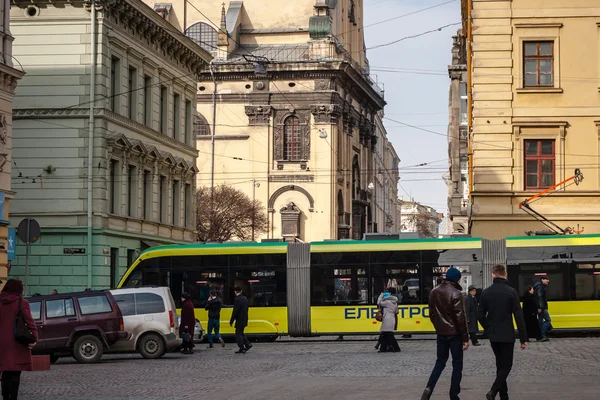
(19, 337, 600, 400)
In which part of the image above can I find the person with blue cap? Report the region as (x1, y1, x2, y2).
(421, 267, 469, 400)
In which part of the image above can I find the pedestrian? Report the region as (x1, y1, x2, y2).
(0, 279, 38, 400)
(205, 290, 225, 348)
(478, 264, 528, 400)
(522, 285, 541, 341)
(421, 267, 469, 400)
(465, 285, 481, 346)
(179, 293, 195, 354)
(51, 289, 58, 295)
(230, 286, 252, 354)
(377, 290, 400, 353)
(533, 276, 551, 342)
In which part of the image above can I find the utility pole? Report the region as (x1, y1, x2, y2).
(251, 180, 260, 241)
(210, 62, 217, 216)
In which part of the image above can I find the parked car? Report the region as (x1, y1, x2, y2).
(109, 287, 182, 358)
(177, 316, 205, 343)
(26, 290, 127, 364)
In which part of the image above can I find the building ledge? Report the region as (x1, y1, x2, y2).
(516, 88, 563, 94)
(196, 135, 249, 140)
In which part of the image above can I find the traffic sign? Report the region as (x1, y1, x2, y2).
(17, 218, 40, 244)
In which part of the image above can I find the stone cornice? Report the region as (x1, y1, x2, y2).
(13, 108, 198, 157)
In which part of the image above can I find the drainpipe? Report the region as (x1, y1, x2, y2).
(87, 3, 97, 288)
(467, 1, 473, 205)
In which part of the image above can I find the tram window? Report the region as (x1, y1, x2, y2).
(229, 265, 287, 307)
(311, 252, 370, 306)
(574, 264, 599, 300)
(171, 255, 228, 307)
(127, 257, 170, 288)
(510, 264, 568, 301)
(369, 251, 420, 304)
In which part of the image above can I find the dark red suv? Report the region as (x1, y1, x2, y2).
(26, 290, 127, 364)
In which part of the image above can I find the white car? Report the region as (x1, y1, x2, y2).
(178, 316, 205, 343)
(109, 287, 182, 358)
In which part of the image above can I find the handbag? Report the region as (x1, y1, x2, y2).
(14, 298, 36, 345)
(375, 309, 383, 322)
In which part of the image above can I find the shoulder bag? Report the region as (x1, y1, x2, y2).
(14, 298, 36, 345)
(375, 309, 383, 322)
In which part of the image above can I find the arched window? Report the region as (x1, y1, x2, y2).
(195, 113, 210, 137)
(283, 116, 302, 161)
(185, 22, 218, 56)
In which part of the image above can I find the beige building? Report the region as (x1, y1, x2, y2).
(8, 0, 210, 294)
(144, 0, 396, 241)
(464, 0, 600, 238)
(0, 0, 24, 287)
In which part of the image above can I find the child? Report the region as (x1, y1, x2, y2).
(181, 326, 193, 354)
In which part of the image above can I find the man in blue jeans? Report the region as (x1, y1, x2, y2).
(421, 267, 469, 400)
(533, 276, 551, 341)
(205, 291, 225, 348)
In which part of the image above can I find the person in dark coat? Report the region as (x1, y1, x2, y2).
(0, 279, 38, 400)
(478, 265, 528, 400)
(533, 276, 551, 341)
(205, 290, 225, 348)
(465, 285, 481, 346)
(179, 293, 195, 354)
(522, 285, 541, 341)
(230, 286, 251, 354)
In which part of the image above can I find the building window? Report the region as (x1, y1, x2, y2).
(184, 101, 192, 144)
(524, 41, 553, 87)
(173, 93, 180, 140)
(110, 57, 120, 112)
(144, 75, 152, 127)
(159, 175, 167, 223)
(142, 170, 151, 220)
(525, 139, 555, 190)
(160, 85, 167, 134)
(283, 116, 302, 161)
(128, 67, 137, 120)
(109, 159, 119, 214)
(172, 180, 180, 226)
(459, 82, 468, 125)
(185, 22, 218, 56)
(184, 183, 191, 227)
(195, 112, 210, 137)
(127, 165, 137, 217)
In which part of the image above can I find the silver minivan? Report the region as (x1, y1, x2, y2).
(109, 287, 182, 359)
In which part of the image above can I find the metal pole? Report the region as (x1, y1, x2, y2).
(24, 219, 30, 295)
(252, 179, 256, 242)
(183, 0, 187, 32)
(210, 62, 217, 210)
(86, 3, 97, 289)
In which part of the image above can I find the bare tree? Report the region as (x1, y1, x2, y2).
(402, 212, 438, 238)
(196, 185, 268, 242)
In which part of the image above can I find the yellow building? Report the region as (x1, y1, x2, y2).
(144, 0, 394, 242)
(464, 0, 600, 238)
(0, 0, 24, 287)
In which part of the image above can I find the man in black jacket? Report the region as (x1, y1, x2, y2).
(205, 290, 225, 348)
(478, 265, 528, 400)
(533, 276, 551, 341)
(421, 267, 469, 400)
(230, 286, 252, 354)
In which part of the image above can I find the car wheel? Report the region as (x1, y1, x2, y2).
(73, 335, 104, 364)
(50, 355, 60, 364)
(138, 333, 165, 359)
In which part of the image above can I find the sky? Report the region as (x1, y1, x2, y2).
(363, 0, 461, 220)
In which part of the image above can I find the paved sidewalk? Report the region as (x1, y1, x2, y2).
(19, 337, 600, 399)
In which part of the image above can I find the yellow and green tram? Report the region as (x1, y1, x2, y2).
(117, 235, 600, 338)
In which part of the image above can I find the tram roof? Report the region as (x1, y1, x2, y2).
(136, 234, 600, 259)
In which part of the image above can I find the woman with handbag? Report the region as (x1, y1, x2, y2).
(0, 279, 37, 400)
